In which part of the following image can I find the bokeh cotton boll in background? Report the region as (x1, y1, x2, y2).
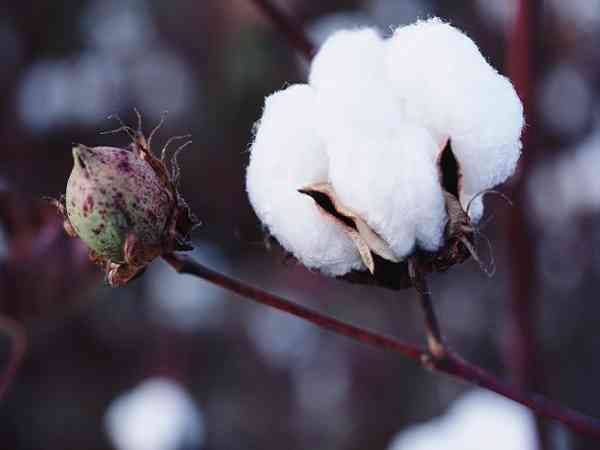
(388, 390, 538, 450)
(537, 63, 593, 139)
(105, 378, 205, 450)
(145, 243, 229, 332)
(528, 124, 600, 228)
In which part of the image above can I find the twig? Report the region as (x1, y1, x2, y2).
(249, 0, 316, 59)
(408, 257, 446, 358)
(162, 253, 422, 360)
(0, 316, 26, 399)
(163, 252, 600, 440)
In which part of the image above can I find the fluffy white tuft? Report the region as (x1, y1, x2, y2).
(385, 18, 524, 220)
(309, 28, 404, 141)
(246, 84, 364, 276)
(327, 125, 447, 258)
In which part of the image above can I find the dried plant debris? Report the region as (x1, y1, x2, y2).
(51, 111, 199, 287)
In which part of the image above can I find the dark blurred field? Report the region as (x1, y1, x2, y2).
(1, 1, 600, 449)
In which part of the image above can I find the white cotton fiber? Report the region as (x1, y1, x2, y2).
(309, 28, 404, 142)
(246, 84, 364, 276)
(385, 18, 524, 219)
(327, 125, 447, 259)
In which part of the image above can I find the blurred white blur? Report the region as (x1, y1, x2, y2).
(104, 377, 205, 450)
(388, 389, 537, 450)
(145, 243, 230, 332)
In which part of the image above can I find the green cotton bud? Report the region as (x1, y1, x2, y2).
(66, 144, 171, 262)
(52, 116, 199, 286)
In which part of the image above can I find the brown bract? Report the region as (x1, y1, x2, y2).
(298, 141, 478, 290)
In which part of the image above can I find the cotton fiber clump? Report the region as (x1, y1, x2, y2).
(327, 129, 447, 258)
(309, 28, 402, 140)
(385, 19, 524, 220)
(246, 18, 524, 277)
(246, 85, 364, 276)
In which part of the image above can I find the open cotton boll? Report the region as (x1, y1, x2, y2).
(385, 18, 524, 220)
(327, 125, 447, 259)
(246, 84, 364, 276)
(309, 28, 404, 142)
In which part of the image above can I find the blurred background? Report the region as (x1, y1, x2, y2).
(1, 0, 600, 449)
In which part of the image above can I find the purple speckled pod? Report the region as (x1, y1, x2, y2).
(66, 145, 171, 263)
(53, 124, 198, 287)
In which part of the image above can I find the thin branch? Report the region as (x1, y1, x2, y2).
(0, 316, 26, 400)
(163, 252, 600, 440)
(408, 257, 446, 358)
(162, 253, 422, 360)
(249, 0, 316, 59)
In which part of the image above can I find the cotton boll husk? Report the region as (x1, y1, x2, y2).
(327, 125, 447, 259)
(385, 19, 524, 219)
(246, 84, 364, 276)
(309, 28, 405, 142)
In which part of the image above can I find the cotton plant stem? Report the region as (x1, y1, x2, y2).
(249, 0, 316, 58)
(163, 252, 600, 440)
(0, 316, 26, 400)
(408, 257, 446, 358)
(505, 0, 542, 394)
(162, 253, 422, 361)
(506, 2, 546, 445)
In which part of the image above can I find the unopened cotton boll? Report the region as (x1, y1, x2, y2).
(246, 84, 364, 276)
(326, 125, 447, 259)
(385, 18, 524, 220)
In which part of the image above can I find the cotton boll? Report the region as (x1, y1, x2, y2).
(246, 84, 364, 276)
(104, 378, 205, 450)
(388, 389, 536, 450)
(309, 28, 405, 142)
(528, 127, 600, 227)
(327, 125, 447, 259)
(385, 19, 524, 217)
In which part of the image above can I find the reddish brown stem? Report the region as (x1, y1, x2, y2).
(505, 1, 546, 447)
(505, 0, 541, 393)
(249, 0, 316, 59)
(409, 257, 446, 358)
(162, 253, 421, 360)
(163, 253, 600, 440)
(0, 316, 26, 400)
